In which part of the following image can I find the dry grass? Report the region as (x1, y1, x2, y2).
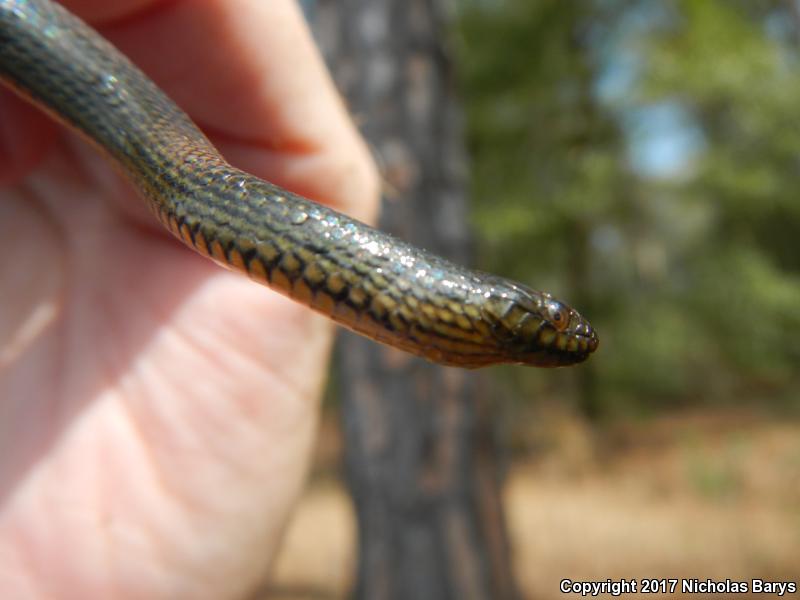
(268, 480, 355, 600)
(266, 410, 800, 599)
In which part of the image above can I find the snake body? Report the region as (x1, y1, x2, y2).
(0, 0, 598, 368)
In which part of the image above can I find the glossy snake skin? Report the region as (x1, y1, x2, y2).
(0, 0, 598, 367)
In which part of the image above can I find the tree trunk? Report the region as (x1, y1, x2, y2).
(307, 1, 519, 599)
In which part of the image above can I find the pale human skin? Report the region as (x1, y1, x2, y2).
(0, 1, 379, 598)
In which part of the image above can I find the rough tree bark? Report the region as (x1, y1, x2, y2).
(307, 1, 520, 599)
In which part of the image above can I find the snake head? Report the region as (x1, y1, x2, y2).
(480, 279, 598, 367)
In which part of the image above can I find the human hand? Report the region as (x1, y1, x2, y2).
(0, 1, 378, 597)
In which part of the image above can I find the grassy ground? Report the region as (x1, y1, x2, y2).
(266, 409, 800, 599)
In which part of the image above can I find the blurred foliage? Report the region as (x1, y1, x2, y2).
(453, 0, 800, 417)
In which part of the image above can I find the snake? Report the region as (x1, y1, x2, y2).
(0, 0, 598, 368)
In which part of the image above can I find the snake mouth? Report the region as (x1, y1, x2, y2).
(517, 326, 599, 367)
(566, 327, 600, 362)
(527, 344, 595, 367)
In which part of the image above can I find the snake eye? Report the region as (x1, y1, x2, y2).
(545, 300, 569, 332)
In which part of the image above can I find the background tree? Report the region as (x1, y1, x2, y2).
(309, 0, 518, 598)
